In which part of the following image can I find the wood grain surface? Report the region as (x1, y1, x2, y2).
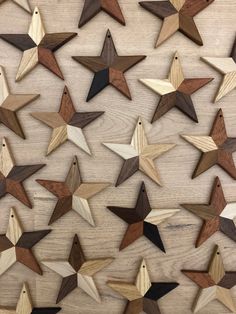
(0, 1, 235, 314)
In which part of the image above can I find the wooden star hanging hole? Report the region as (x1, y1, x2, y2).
(36, 156, 110, 226)
(42, 234, 113, 303)
(0, 137, 45, 208)
(104, 117, 176, 186)
(182, 176, 236, 247)
(108, 259, 179, 314)
(78, 0, 125, 27)
(72, 30, 146, 101)
(139, 0, 215, 47)
(182, 245, 236, 313)
(31, 86, 104, 155)
(108, 182, 180, 252)
(0, 7, 77, 81)
(140, 52, 213, 123)
(0, 208, 51, 277)
(182, 109, 236, 179)
(202, 36, 236, 102)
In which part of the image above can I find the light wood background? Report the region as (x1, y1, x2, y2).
(0, 1, 235, 313)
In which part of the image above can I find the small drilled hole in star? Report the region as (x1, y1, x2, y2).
(108, 35, 111, 38)
(143, 265, 145, 268)
(73, 162, 76, 165)
(220, 115, 222, 117)
(175, 57, 178, 60)
(217, 184, 220, 187)
(2, 144, 5, 147)
(217, 252, 220, 255)
(11, 215, 14, 218)
(75, 241, 78, 244)
(139, 122, 141, 125)
(35, 11, 38, 14)
(64, 92, 67, 95)
(142, 189, 145, 192)
(23, 291, 26, 293)
(0, 73, 1, 75)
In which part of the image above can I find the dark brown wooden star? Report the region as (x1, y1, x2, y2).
(139, 0, 215, 47)
(182, 109, 236, 179)
(182, 177, 236, 247)
(182, 245, 236, 312)
(0, 208, 51, 276)
(0, 137, 45, 208)
(0, 7, 77, 81)
(108, 182, 179, 252)
(72, 30, 146, 101)
(79, 0, 125, 27)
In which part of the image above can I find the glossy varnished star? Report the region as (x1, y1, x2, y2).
(0, 208, 51, 277)
(0, 66, 39, 138)
(108, 259, 179, 314)
(139, 0, 214, 47)
(42, 234, 113, 303)
(182, 109, 236, 179)
(182, 177, 236, 247)
(140, 52, 213, 123)
(182, 245, 236, 313)
(0, 7, 77, 81)
(108, 182, 180, 252)
(0, 137, 45, 208)
(202, 36, 236, 102)
(79, 0, 125, 27)
(37, 156, 110, 226)
(72, 30, 146, 101)
(0, 0, 31, 13)
(0, 283, 61, 314)
(104, 117, 176, 186)
(31, 86, 104, 155)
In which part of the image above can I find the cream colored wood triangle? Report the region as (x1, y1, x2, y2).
(42, 261, 76, 277)
(13, 0, 31, 13)
(181, 135, 218, 152)
(156, 14, 179, 47)
(168, 52, 184, 89)
(6, 208, 23, 245)
(139, 78, 176, 96)
(77, 273, 101, 303)
(145, 208, 180, 225)
(0, 66, 10, 104)
(131, 117, 147, 154)
(79, 258, 113, 276)
(0, 138, 15, 177)
(208, 247, 225, 284)
(16, 48, 38, 82)
(170, 0, 185, 11)
(28, 7, 45, 45)
(135, 259, 151, 296)
(0, 248, 16, 276)
(107, 281, 141, 301)
(16, 283, 33, 314)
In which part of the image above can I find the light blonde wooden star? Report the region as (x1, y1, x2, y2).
(1, 0, 31, 13)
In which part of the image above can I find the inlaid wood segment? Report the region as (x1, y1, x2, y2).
(72, 30, 146, 101)
(139, 0, 214, 47)
(0, 7, 77, 81)
(140, 52, 213, 123)
(43, 234, 113, 303)
(0, 0, 31, 12)
(182, 245, 236, 313)
(182, 109, 236, 179)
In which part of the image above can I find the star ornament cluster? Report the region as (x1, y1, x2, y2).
(140, 52, 213, 123)
(139, 0, 215, 47)
(108, 259, 179, 314)
(104, 117, 176, 186)
(32, 86, 104, 155)
(182, 245, 236, 313)
(0, 7, 77, 81)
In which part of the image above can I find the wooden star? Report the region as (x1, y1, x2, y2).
(182, 109, 236, 179)
(108, 259, 179, 314)
(202, 36, 236, 102)
(42, 234, 113, 303)
(0, 282, 61, 314)
(0, 66, 39, 138)
(0, 137, 45, 208)
(31, 86, 104, 155)
(182, 245, 236, 313)
(104, 117, 176, 186)
(108, 182, 180, 252)
(139, 0, 214, 47)
(0, 7, 77, 81)
(0, 0, 31, 13)
(37, 156, 110, 226)
(78, 0, 125, 27)
(182, 177, 236, 247)
(72, 30, 146, 101)
(140, 52, 213, 123)
(0, 208, 51, 277)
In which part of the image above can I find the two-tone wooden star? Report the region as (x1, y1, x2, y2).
(202, 36, 236, 102)
(0, 283, 61, 314)
(182, 177, 236, 247)
(140, 52, 213, 123)
(72, 30, 146, 101)
(139, 0, 214, 47)
(182, 245, 236, 313)
(0, 137, 45, 208)
(78, 0, 125, 27)
(31, 86, 104, 155)
(0, 208, 51, 277)
(0, 7, 77, 81)
(42, 234, 113, 303)
(0, 66, 39, 138)
(104, 117, 176, 186)
(108, 259, 179, 314)
(0, 0, 31, 13)
(182, 109, 236, 179)
(37, 156, 110, 226)
(108, 182, 180, 252)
